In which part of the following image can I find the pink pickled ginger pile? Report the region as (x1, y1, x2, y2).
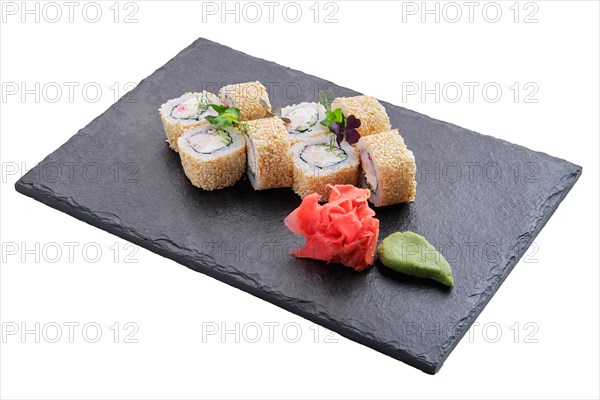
(284, 185, 379, 272)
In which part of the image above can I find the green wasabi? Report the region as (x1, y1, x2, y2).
(377, 231, 454, 287)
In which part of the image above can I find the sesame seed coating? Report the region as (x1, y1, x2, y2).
(245, 117, 293, 189)
(357, 129, 417, 206)
(219, 81, 271, 121)
(293, 162, 359, 202)
(331, 95, 391, 137)
(178, 127, 246, 191)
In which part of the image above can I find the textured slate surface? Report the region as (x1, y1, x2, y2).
(15, 38, 581, 374)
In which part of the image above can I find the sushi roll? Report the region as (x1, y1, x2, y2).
(219, 81, 271, 121)
(177, 124, 246, 191)
(330, 95, 391, 137)
(159, 91, 221, 152)
(281, 102, 329, 145)
(357, 129, 416, 206)
(245, 117, 293, 190)
(292, 136, 359, 201)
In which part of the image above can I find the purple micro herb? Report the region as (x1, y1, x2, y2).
(330, 114, 361, 146)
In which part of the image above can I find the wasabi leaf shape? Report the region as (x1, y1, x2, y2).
(377, 231, 454, 287)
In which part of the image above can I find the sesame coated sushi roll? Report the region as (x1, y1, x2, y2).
(177, 124, 246, 191)
(159, 91, 221, 152)
(292, 137, 359, 202)
(357, 129, 416, 207)
(219, 81, 271, 121)
(281, 102, 329, 145)
(330, 95, 391, 137)
(245, 117, 293, 190)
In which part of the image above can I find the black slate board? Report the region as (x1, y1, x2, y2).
(15, 38, 581, 374)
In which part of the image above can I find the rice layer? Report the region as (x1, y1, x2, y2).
(159, 91, 220, 152)
(281, 102, 329, 145)
(292, 137, 359, 202)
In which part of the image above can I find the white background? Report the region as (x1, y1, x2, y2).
(1, 1, 599, 399)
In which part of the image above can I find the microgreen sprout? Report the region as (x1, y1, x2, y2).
(205, 104, 250, 134)
(317, 91, 361, 150)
